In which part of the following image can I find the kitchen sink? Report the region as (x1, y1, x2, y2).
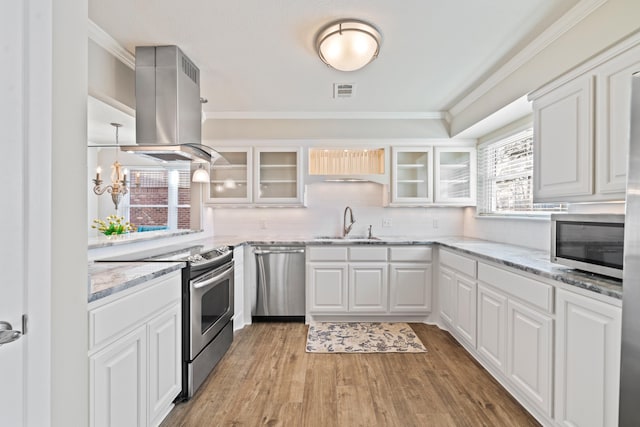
(313, 235, 382, 241)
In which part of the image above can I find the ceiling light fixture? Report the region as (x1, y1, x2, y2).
(315, 19, 382, 72)
(92, 123, 129, 211)
(192, 163, 210, 183)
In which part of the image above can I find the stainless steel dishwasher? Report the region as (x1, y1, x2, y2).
(253, 244, 306, 321)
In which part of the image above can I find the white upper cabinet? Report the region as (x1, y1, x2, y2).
(206, 146, 303, 206)
(530, 35, 640, 202)
(434, 147, 477, 205)
(206, 148, 253, 204)
(391, 145, 476, 206)
(254, 147, 303, 205)
(391, 147, 433, 204)
(532, 75, 594, 202)
(596, 44, 640, 195)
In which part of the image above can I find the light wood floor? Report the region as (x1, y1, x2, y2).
(161, 323, 540, 427)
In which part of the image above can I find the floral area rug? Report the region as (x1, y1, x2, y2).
(305, 322, 427, 353)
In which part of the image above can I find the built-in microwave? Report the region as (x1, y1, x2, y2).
(550, 214, 624, 279)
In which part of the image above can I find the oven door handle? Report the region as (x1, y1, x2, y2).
(192, 266, 233, 290)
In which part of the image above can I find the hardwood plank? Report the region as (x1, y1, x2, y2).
(160, 323, 540, 427)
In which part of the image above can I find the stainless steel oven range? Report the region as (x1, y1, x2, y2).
(97, 241, 234, 400)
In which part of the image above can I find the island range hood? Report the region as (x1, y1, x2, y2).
(122, 45, 220, 163)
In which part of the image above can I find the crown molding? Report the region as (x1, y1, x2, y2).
(203, 111, 447, 120)
(449, 0, 608, 116)
(528, 29, 640, 100)
(88, 19, 135, 70)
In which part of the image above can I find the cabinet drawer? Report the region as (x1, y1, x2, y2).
(89, 272, 181, 352)
(307, 246, 348, 261)
(478, 263, 553, 313)
(440, 249, 476, 278)
(389, 246, 432, 262)
(349, 246, 388, 261)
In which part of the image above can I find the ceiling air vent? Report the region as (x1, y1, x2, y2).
(333, 83, 355, 98)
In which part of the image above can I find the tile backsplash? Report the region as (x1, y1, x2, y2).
(211, 182, 463, 238)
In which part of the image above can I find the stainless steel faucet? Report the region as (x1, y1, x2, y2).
(343, 206, 355, 237)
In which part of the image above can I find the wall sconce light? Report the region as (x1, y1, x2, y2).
(192, 163, 210, 183)
(93, 123, 129, 210)
(315, 19, 382, 71)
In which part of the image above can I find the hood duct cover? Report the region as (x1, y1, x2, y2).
(122, 45, 218, 163)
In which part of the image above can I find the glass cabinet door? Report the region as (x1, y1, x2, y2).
(435, 147, 476, 205)
(254, 148, 302, 204)
(206, 148, 252, 204)
(391, 147, 433, 204)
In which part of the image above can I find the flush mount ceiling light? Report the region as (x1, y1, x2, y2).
(315, 19, 382, 72)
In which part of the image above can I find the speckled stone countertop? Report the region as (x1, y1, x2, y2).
(233, 235, 622, 300)
(88, 261, 185, 303)
(435, 237, 622, 300)
(88, 234, 622, 303)
(88, 229, 201, 249)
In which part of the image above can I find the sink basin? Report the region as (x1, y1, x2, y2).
(313, 235, 382, 241)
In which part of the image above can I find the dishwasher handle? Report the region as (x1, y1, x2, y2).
(254, 249, 305, 255)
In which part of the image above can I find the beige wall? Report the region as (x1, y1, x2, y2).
(88, 39, 135, 110)
(451, 0, 640, 135)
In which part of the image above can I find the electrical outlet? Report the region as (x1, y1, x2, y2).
(382, 218, 393, 227)
(433, 219, 439, 229)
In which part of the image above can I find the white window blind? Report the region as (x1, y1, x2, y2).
(477, 128, 566, 215)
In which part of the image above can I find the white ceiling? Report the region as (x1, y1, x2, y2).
(88, 0, 580, 136)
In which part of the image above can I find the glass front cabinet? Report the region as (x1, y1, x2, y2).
(391, 146, 476, 206)
(205, 147, 303, 206)
(391, 147, 433, 204)
(205, 148, 252, 204)
(254, 148, 303, 204)
(434, 147, 476, 205)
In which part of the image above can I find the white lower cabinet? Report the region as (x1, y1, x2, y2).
(349, 263, 388, 313)
(89, 271, 182, 427)
(307, 264, 348, 312)
(147, 304, 182, 426)
(438, 249, 477, 348)
(555, 289, 621, 427)
(435, 248, 623, 426)
(477, 284, 507, 374)
(389, 263, 432, 312)
(475, 262, 553, 418)
(92, 325, 147, 427)
(455, 274, 477, 347)
(438, 266, 456, 325)
(507, 299, 553, 416)
(307, 245, 432, 318)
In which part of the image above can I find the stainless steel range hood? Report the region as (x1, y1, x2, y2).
(122, 45, 218, 163)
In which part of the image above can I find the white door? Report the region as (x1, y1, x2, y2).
(389, 263, 432, 313)
(438, 266, 456, 326)
(0, 2, 27, 425)
(307, 264, 348, 313)
(455, 274, 477, 347)
(349, 264, 388, 313)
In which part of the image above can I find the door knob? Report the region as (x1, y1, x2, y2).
(0, 321, 22, 346)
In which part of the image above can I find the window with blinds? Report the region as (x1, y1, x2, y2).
(477, 128, 566, 215)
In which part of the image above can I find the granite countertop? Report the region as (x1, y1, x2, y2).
(233, 235, 623, 300)
(88, 261, 185, 303)
(435, 237, 622, 300)
(87, 234, 622, 304)
(88, 229, 201, 250)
